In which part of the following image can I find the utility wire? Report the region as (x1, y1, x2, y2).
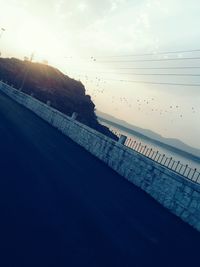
(96, 57, 200, 63)
(121, 73, 200, 77)
(68, 67, 200, 73)
(111, 67, 200, 70)
(70, 73, 200, 87)
(106, 79, 200, 86)
(68, 69, 200, 77)
(93, 49, 200, 58)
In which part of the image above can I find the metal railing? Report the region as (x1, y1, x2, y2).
(111, 130, 200, 184)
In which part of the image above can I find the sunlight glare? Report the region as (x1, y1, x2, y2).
(17, 18, 61, 62)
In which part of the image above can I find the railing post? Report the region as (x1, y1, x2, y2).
(157, 153, 161, 162)
(142, 145, 147, 154)
(196, 172, 200, 182)
(163, 157, 168, 165)
(171, 160, 176, 170)
(167, 157, 173, 167)
(148, 148, 153, 157)
(145, 148, 149, 156)
(183, 165, 188, 176)
(160, 154, 166, 164)
(179, 164, 183, 173)
(151, 151, 155, 159)
(118, 135, 127, 145)
(130, 140, 134, 148)
(175, 161, 180, 171)
(134, 142, 139, 150)
(133, 140, 137, 149)
(126, 139, 130, 146)
(153, 151, 159, 160)
(71, 112, 78, 120)
(46, 100, 51, 106)
(191, 168, 197, 180)
(187, 168, 192, 178)
(139, 144, 143, 153)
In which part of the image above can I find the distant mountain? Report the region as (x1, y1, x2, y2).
(96, 110, 200, 160)
(0, 57, 116, 139)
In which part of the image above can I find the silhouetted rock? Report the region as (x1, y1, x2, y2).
(0, 57, 117, 140)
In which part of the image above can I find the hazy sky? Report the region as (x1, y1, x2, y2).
(0, 0, 200, 148)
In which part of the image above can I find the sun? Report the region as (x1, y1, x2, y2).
(17, 19, 62, 62)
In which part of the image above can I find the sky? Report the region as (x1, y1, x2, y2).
(0, 0, 200, 148)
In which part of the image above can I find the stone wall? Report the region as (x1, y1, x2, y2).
(0, 81, 200, 231)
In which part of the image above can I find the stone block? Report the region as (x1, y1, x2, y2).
(174, 203, 184, 216)
(183, 186, 193, 196)
(181, 210, 190, 220)
(188, 215, 199, 227)
(192, 191, 200, 199)
(189, 199, 198, 210)
(163, 198, 174, 210)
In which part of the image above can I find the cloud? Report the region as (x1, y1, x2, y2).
(77, 2, 88, 12)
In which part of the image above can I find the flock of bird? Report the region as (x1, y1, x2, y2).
(73, 73, 198, 121)
(67, 49, 200, 123)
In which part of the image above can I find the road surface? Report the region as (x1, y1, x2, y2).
(0, 91, 199, 267)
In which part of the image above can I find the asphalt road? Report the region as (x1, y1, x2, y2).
(0, 91, 199, 267)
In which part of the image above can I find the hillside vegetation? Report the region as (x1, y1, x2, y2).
(0, 57, 116, 139)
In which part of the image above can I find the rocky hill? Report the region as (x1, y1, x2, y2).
(0, 57, 116, 139)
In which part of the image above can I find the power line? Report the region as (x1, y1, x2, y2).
(96, 57, 200, 63)
(93, 49, 200, 58)
(108, 66, 200, 70)
(96, 78, 200, 87)
(64, 49, 200, 61)
(68, 67, 200, 73)
(68, 69, 200, 77)
(122, 73, 200, 77)
(104, 79, 200, 87)
(70, 73, 200, 87)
